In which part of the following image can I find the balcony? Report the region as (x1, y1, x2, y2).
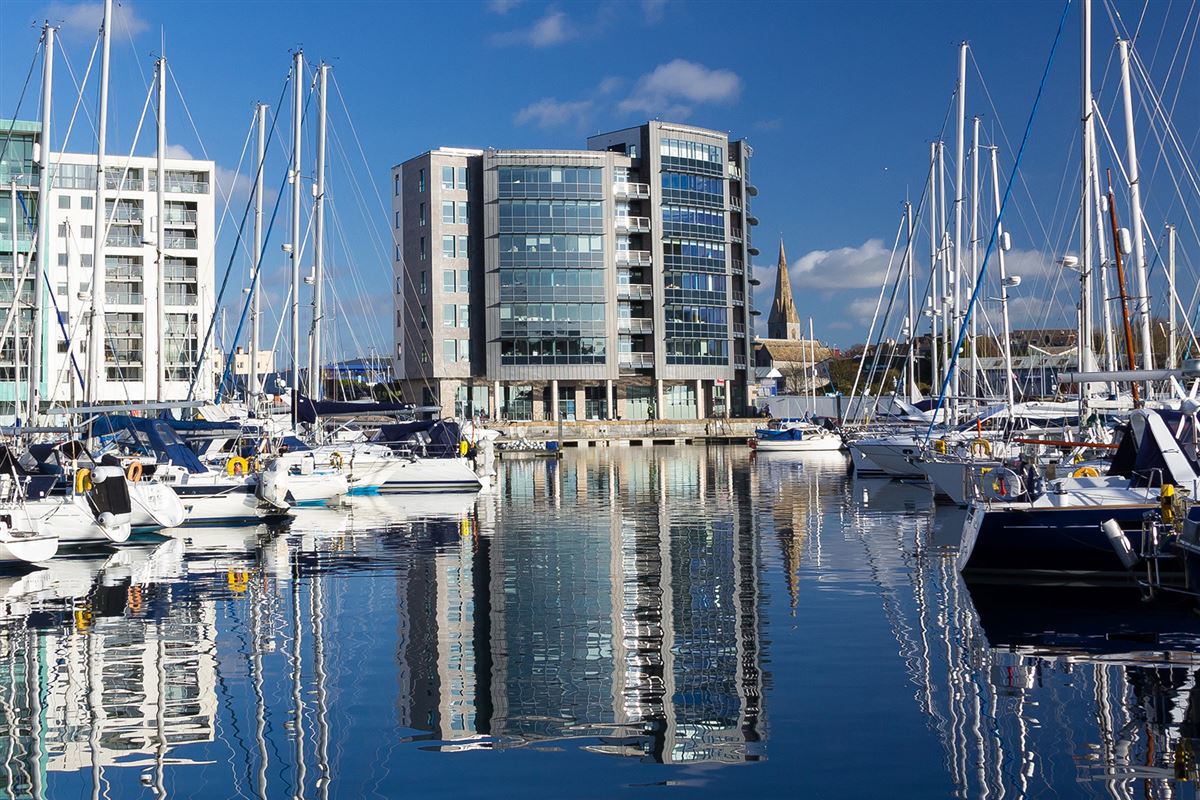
(616, 282, 653, 300)
(164, 232, 198, 250)
(730, 228, 744, 243)
(730, 198, 742, 211)
(615, 249, 652, 267)
(619, 352, 655, 369)
(727, 163, 742, 180)
(618, 317, 654, 334)
(733, 292, 745, 306)
(733, 323, 746, 337)
(731, 259, 744, 276)
(615, 215, 650, 233)
(164, 209, 198, 226)
(613, 181, 650, 199)
(105, 229, 143, 248)
(734, 355, 747, 369)
(106, 204, 142, 222)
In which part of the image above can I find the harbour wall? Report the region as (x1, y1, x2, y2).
(483, 417, 762, 445)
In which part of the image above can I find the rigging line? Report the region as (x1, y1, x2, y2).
(0, 38, 44, 174)
(846, 211, 905, 421)
(925, 0, 1072, 442)
(13, 194, 85, 390)
(55, 31, 101, 146)
(101, 78, 154, 240)
(1127, 47, 1200, 226)
(186, 70, 294, 400)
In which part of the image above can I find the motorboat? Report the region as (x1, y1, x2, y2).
(749, 419, 844, 452)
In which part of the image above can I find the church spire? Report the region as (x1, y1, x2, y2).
(768, 237, 802, 340)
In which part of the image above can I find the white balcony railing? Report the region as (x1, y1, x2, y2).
(615, 215, 650, 233)
(617, 283, 654, 300)
(613, 181, 650, 199)
(618, 317, 654, 334)
(615, 249, 652, 266)
(619, 352, 655, 368)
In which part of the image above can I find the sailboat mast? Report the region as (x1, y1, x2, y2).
(309, 63, 329, 403)
(31, 23, 54, 421)
(938, 141, 949, 391)
(1117, 39, 1153, 375)
(86, 0, 113, 406)
(1106, 170, 1140, 407)
(968, 115, 979, 401)
(250, 102, 266, 411)
(928, 142, 939, 395)
(1167, 223, 1177, 370)
(1076, 0, 1096, 409)
(905, 201, 916, 400)
(155, 56, 166, 404)
(990, 147, 1015, 410)
(9, 182, 21, 422)
(951, 41, 967, 416)
(289, 50, 303, 427)
(1089, 125, 1116, 373)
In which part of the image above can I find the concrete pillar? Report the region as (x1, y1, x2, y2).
(492, 380, 501, 420)
(605, 379, 614, 420)
(551, 379, 560, 420)
(696, 379, 705, 419)
(574, 385, 585, 420)
(655, 379, 664, 420)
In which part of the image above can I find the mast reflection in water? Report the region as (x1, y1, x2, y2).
(0, 446, 1196, 797)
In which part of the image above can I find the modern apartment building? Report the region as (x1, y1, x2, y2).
(0, 119, 216, 418)
(392, 121, 758, 420)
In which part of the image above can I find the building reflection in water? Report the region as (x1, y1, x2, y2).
(399, 446, 767, 764)
(1, 446, 1198, 796)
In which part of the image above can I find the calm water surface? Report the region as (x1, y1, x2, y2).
(0, 446, 1197, 798)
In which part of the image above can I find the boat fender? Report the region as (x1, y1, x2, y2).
(125, 461, 143, 482)
(970, 439, 992, 458)
(75, 468, 93, 494)
(226, 456, 249, 477)
(329, 452, 344, 469)
(459, 439, 469, 457)
(1072, 465, 1100, 478)
(934, 439, 947, 455)
(127, 585, 143, 614)
(1101, 518, 1138, 570)
(982, 467, 1023, 501)
(98, 511, 116, 529)
(1161, 484, 1176, 524)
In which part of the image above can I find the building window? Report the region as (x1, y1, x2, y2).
(395, 210, 402, 229)
(457, 304, 469, 327)
(396, 276, 403, 294)
(443, 305, 456, 327)
(81, 254, 93, 268)
(457, 235, 468, 258)
(81, 225, 93, 239)
(420, 304, 428, 329)
(420, 346, 429, 363)
(57, 223, 67, 238)
(458, 269, 469, 293)
(56, 282, 67, 295)
(441, 166, 454, 190)
(397, 309, 403, 327)
(457, 201, 468, 223)
(419, 202, 426, 226)
(417, 168, 425, 192)
(419, 236, 427, 260)
(57, 253, 68, 267)
(395, 243, 402, 261)
(442, 235, 455, 258)
(443, 339, 458, 363)
(58, 195, 71, 209)
(394, 173, 400, 196)
(420, 271, 427, 295)
(443, 270, 455, 292)
(442, 201, 454, 224)
(81, 196, 93, 210)
(456, 167, 468, 190)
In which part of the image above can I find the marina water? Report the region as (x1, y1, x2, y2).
(0, 446, 1194, 797)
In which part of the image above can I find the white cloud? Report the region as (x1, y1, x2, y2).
(514, 97, 593, 129)
(788, 238, 893, 291)
(619, 59, 741, 118)
(642, 0, 667, 23)
(163, 143, 193, 159)
(214, 165, 253, 205)
(487, 0, 522, 13)
(493, 8, 575, 47)
(46, 1, 148, 38)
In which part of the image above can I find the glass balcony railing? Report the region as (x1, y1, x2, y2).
(615, 250, 651, 266)
(612, 182, 650, 199)
(614, 216, 650, 233)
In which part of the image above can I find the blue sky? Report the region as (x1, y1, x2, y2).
(2, 0, 1197, 355)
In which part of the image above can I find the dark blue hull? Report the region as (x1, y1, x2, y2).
(960, 503, 1164, 580)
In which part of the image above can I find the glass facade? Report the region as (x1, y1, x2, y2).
(659, 143, 729, 366)
(497, 164, 607, 366)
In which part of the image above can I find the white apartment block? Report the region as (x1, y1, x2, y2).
(0, 119, 217, 415)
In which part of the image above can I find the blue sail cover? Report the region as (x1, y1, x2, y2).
(373, 419, 463, 457)
(297, 395, 414, 424)
(90, 415, 210, 474)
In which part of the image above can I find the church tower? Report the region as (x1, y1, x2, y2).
(767, 238, 803, 340)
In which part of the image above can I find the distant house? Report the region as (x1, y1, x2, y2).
(323, 357, 393, 386)
(754, 338, 832, 396)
